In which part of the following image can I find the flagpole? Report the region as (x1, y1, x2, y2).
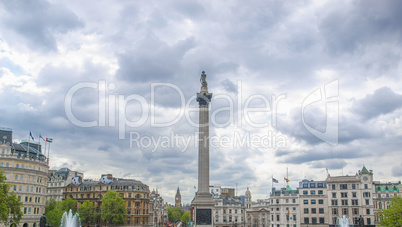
(28, 131, 30, 158)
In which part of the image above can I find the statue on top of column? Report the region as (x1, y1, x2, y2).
(200, 71, 207, 87)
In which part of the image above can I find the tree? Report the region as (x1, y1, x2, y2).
(101, 191, 126, 224)
(377, 195, 402, 227)
(61, 197, 78, 213)
(45, 198, 64, 227)
(0, 171, 23, 226)
(78, 201, 99, 225)
(181, 211, 190, 223)
(168, 207, 184, 221)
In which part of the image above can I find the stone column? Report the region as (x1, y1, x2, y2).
(191, 71, 215, 226)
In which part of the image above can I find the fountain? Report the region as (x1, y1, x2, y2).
(60, 209, 81, 227)
(336, 215, 350, 227)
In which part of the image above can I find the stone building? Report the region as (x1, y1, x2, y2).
(209, 184, 222, 199)
(149, 189, 168, 227)
(0, 128, 49, 227)
(373, 181, 402, 225)
(214, 197, 246, 226)
(326, 166, 375, 226)
(298, 179, 328, 226)
(245, 199, 270, 227)
(269, 186, 299, 227)
(175, 186, 181, 207)
(47, 167, 83, 201)
(63, 174, 150, 226)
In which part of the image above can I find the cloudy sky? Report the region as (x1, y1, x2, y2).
(1, 0, 402, 204)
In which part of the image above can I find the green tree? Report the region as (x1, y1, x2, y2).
(181, 211, 190, 223)
(78, 201, 99, 225)
(168, 207, 184, 221)
(377, 195, 402, 227)
(101, 191, 126, 224)
(0, 171, 23, 226)
(61, 197, 78, 213)
(45, 199, 64, 227)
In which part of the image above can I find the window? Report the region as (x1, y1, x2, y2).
(366, 209, 370, 215)
(310, 183, 316, 188)
(312, 217, 317, 224)
(19, 185, 22, 191)
(332, 193, 336, 198)
(311, 190, 316, 195)
(318, 190, 323, 195)
(341, 192, 348, 198)
(366, 199, 369, 205)
(319, 217, 325, 224)
(332, 184, 336, 189)
(352, 184, 356, 189)
(311, 208, 316, 214)
(331, 200, 338, 206)
(304, 217, 309, 224)
(215, 216, 219, 222)
(292, 199, 296, 203)
(16, 164, 19, 168)
(304, 208, 309, 214)
(311, 200, 316, 204)
(353, 208, 359, 215)
(319, 199, 324, 204)
(341, 200, 348, 206)
(318, 183, 324, 188)
(15, 174, 18, 180)
(332, 208, 338, 215)
(303, 190, 308, 195)
(367, 218, 371, 225)
(364, 184, 368, 189)
(352, 200, 358, 205)
(319, 208, 324, 214)
(277, 215, 280, 221)
(342, 208, 348, 215)
(363, 192, 371, 197)
(303, 183, 308, 188)
(340, 184, 347, 189)
(352, 192, 357, 198)
(304, 200, 308, 204)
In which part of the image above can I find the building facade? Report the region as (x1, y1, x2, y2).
(47, 168, 83, 201)
(270, 186, 299, 227)
(298, 180, 328, 226)
(175, 187, 181, 207)
(149, 189, 168, 227)
(326, 166, 375, 226)
(373, 181, 402, 225)
(63, 174, 150, 226)
(214, 197, 246, 226)
(246, 199, 270, 227)
(210, 184, 222, 199)
(0, 128, 49, 227)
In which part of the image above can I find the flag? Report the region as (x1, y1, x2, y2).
(40, 134, 45, 141)
(284, 177, 290, 183)
(272, 178, 279, 183)
(29, 131, 34, 140)
(194, 186, 196, 189)
(46, 138, 53, 143)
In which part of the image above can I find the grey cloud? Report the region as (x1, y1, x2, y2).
(318, 0, 402, 55)
(0, 0, 83, 52)
(392, 164, 402, 177)
(352, 87, 402, 120)
(221, 79, 238, 94)
(116, 35, 196, 82)
(309, 159, 347, 170)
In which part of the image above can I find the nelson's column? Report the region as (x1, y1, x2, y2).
(191, 71, 215, 226)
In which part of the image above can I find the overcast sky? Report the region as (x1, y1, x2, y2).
(1, 0, 402, 204)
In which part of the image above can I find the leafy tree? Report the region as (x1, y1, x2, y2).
(78, 201, 99, 225)
(0, 171, 23, 226)
(377, 195, 402, 227)
(61, 197, 78, 213)
(181, 211, 190, 223)
(168, 207, 184, 221)
(101, 191, 126, 224)
(45, 199, 64, 227)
